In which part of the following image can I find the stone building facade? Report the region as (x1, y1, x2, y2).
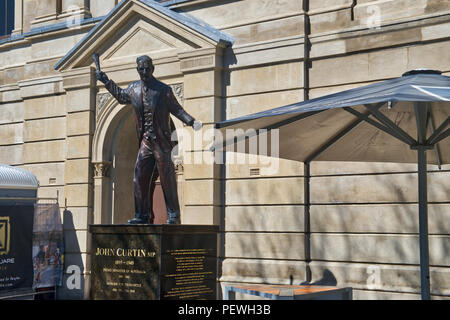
(0, 0, 449, 299)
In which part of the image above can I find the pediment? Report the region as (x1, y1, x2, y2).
(106, 25, 175, 60)
(55, 0, 233, 71)
(100, 19, 189, 67)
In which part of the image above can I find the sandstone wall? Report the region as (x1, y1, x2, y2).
(0, 0, 449, 299)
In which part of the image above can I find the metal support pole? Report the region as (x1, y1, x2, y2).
(414, 101, 431, 300)
(417, 146, 431, 300)
(303, 0, 310, 102)
(426, 117, 449, 145)
(345, 107, 414, 146)
(304, 162, 311, 283)
(364, 104, 416, 145)
(428, 112, 442, 169)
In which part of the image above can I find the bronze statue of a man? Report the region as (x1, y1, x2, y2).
(95, 55, 201, 224)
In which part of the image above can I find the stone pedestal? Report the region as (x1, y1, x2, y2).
(89, 224, 218, 300)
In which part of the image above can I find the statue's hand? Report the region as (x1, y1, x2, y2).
(96, 70, 109, 84)
(192, 120, 203, 131)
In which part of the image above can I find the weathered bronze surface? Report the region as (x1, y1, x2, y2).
(94, 54, 200, 224)
(89, 224, 218, 300)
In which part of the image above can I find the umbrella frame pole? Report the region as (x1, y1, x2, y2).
(414, 101, 431, 300)
(304, 162, 312, 283)
(417, 145, 431, 300)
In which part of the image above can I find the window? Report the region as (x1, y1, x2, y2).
(0, 0, 14, 38)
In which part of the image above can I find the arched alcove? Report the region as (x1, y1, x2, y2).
(109, 107, 138, 224)
(92, 98, 133, 224)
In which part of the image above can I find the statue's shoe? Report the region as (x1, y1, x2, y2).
(127, 216, 150, 224)
(166, 212, 180, 225)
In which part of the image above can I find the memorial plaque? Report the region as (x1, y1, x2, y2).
(89, 225, 218, 300)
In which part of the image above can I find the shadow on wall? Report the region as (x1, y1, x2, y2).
(299, 269, 337, 286)
(219, 163, 450, 298)
(217, 46, 237, 298)
(223, 46, 237, 89)
(57, 209, 85, 300)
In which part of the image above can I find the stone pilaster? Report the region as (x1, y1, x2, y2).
(178, 47, 225, 225)
(29, 0, 61, 28)
(58, 0, 91, 21)
(12, 0, 24, 35)
(61, 65, 96, 300)
(92, 161, 112, 225)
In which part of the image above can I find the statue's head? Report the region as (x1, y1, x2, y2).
(136, 55, 154, 82)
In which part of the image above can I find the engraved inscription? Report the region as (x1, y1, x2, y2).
(90, 226, 218, 300)
(162, 248, 215, 299)
(180, 56, 214, 70)
(90, 233, 160, 300)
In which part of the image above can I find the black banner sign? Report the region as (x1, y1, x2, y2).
(0, 205, 34, 293)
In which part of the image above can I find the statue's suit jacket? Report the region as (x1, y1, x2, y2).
(105, 77, 193, 153)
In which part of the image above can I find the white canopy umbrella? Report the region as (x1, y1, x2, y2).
(215, 69, 450, 300)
